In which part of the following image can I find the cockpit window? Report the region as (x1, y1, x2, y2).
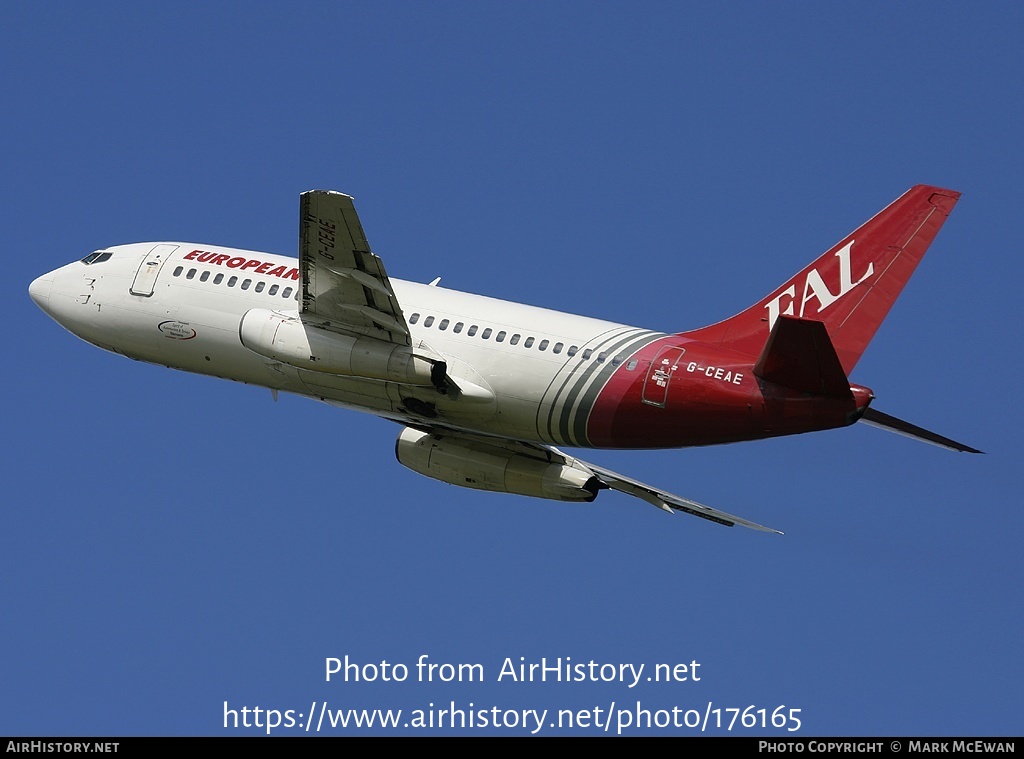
(80, 251, 112, 265)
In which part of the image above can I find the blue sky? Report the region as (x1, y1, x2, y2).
(4, 2, 1021, 736)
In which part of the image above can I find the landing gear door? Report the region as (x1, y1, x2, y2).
(130, 244, 179, 296)
(642, 346, 686, 408)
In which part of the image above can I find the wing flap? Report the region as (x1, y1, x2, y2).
(582, 461, 783, 533)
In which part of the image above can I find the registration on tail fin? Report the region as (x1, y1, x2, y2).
(683, 185, 961, 373)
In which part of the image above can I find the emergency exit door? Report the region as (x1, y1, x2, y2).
(641, 346, 686, 408)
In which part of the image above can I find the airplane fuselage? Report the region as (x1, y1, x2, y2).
(30, 241, 866, 451)
(30, 186, 971, 532)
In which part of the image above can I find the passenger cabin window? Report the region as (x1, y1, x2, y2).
(510, 334, 521, 345)
(626, 359, 638, 370)
(424, 316, 434, 327)
(553, 342, 563, 354)
(227, 276, 238, 287)
(214, 273, 224, 285)
(255, 281, 265, 293)
(582, 349, 593, 360)
(200, 271, 210, 282)
(269, 284, 279, 295)
(538, 339, 549, 351)
(454, 322, 464, 333)
(409, 313, 420, 324)
(439, 319, 449, 330)
(481, 328, 492, 339)
(567, 345, 578, 357)
(467, 325, 478, 337)
(186, 269, 196, 280)
(496, 331, 506, 342)
(524, 337, 535, 348)
(241, 279, 251, 290)
(282, 287, 294, 298)
(173, 266, 183, 277)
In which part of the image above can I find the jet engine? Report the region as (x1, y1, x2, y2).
(239, 308, 438, 386)
(395, 427, 602, 502)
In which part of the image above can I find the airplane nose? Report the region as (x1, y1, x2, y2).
(29, 272, 54, 313)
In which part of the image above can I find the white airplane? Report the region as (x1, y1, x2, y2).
(29, 186, 979, 533)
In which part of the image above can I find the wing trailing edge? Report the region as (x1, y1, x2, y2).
(581, 461, 784, 533)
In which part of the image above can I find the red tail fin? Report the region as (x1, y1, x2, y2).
(682, 185, 960, 373)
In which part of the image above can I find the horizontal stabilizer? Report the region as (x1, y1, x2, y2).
(753, 316, 851, 397)
(860, 408, 982, 453)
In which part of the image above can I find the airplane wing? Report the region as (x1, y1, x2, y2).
(299, 190, 411, 345)
(409, 426, 782, 533)
(577, 458, 784, 534)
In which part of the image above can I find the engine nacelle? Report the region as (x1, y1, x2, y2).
(395, 427, 601, 502)
(239, 308, 437, 386)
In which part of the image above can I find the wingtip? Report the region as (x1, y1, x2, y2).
(301, 189, 355, 201)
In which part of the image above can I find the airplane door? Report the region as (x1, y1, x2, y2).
(130, 244, 179, 296)
(641, 346, 686, 408)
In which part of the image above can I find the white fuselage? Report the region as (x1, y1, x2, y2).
(28, 186, 969, 533)
(31, 242, 664, 446)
